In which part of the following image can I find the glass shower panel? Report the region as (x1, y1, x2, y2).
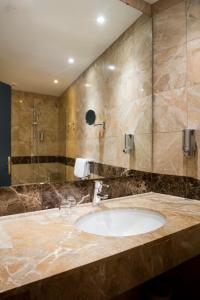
(30, 97, 62, 184)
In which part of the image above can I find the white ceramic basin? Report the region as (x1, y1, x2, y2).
(75, 208, 166, 237)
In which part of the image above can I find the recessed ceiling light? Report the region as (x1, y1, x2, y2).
(54, 79, 59, 84)
(96, 15, 106, 25)
(85, 83, 91, 88)
(108, 64, 116, 71)
(68, 57, 75, 64)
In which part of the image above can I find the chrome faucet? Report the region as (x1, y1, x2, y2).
(93, 180, 109, 206)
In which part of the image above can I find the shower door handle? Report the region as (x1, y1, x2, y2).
(8, 156, 11, 175)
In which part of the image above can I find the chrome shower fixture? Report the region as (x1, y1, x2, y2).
(123, 134, 134, 153)
(182, 129, 196, 157)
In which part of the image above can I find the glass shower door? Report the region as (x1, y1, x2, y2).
(30, 97, 62, 184)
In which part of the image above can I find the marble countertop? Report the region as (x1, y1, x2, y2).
(0, 192, 200, 300)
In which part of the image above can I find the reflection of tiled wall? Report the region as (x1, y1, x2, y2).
(11, 163, 65, 185)
(153, 0, 200, 179)
(59, 14, 152, 177)
(12, 90, 65, 184)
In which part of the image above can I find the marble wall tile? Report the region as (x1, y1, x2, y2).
(0, 185, 42, 216)
(152, 1, 187, 179)
(186, 176, 200, 199)
(121, 0, 152, 16)
(151, 173, 186, 197)
(12, 164, 37, 185)
(130, 134, 152, 172)
(152, 0, 200, 185)
(153, 1, 186, 53)
(154, 45, 186, 93)
(153, 132, 186, 176)
(34, 96, 59, 128)
(12, 163, 64, 185)
(153, 0, 184, 14)
(36, 127, 59, 156)
(12, 91, 33, 156)
(97, 134, 153, 172)
(12, 132, 32, 156)
(103, 174, 152, 199)
(187, 0, 200, 41)
(134, 15, 152, 69)
(65, 166, 77, 182)
(187, 84, 200, 129)
(79, 138, 104, 163)
(35, 163, 64, 183)
(98, 137, 118, 166)
(58, 95, 67, 157)
(60, 14, 153, 174)
(12, 164, 31, 186)
(187, 38, 200, 85)
(65, 139, 78, 158)
(153, 88, 187, 132)
(105, 96, 152, 137)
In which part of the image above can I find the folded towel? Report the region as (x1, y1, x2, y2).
(74, 158, 90, 178)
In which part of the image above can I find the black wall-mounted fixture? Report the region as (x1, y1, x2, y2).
(85, 110, 106, 130)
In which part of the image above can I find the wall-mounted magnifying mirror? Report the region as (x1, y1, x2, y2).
(85, 110, 96, 125)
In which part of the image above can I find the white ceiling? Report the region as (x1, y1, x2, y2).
(0, 0, 142, 96)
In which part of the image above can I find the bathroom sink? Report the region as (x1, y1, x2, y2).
(75, 208, 166, 237)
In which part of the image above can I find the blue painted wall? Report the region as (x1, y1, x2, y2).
(0, 82, 11, 186)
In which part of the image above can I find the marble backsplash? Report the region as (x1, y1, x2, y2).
(0, 173, 152, 217)
(2, 168, 200, 217)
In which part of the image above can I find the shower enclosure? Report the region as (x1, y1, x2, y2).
(11, 92, 64, 185)
(31, 98, 63, 184)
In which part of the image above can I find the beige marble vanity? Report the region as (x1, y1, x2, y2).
(0, 192, 200, 299)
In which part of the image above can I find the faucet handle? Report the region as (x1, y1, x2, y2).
(93, 181, 109, 206)
(97, 182, 109, 193)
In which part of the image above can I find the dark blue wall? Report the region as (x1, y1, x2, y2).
(0, 82, 11, 186)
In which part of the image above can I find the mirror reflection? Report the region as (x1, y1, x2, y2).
(0, 0, 152, 187)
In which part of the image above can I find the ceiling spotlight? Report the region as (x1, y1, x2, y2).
(54, 79, 59, 84)
(96, 15, 106, 25)
(68, 57, 75, 64)
(85, 83, 91, 88)
(108, 64, 116, 71)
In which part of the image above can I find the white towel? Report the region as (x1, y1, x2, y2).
(74, 158, 90, 178)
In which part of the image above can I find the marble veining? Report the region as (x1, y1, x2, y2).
(153, 0, 200, 181)
(0, 193, 200, 299)
(60, 14, 152, 174)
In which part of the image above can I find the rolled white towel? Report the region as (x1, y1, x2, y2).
(74, 158, 90, 178)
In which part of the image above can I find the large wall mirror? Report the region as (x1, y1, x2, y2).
(0, 0, 152, 186)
